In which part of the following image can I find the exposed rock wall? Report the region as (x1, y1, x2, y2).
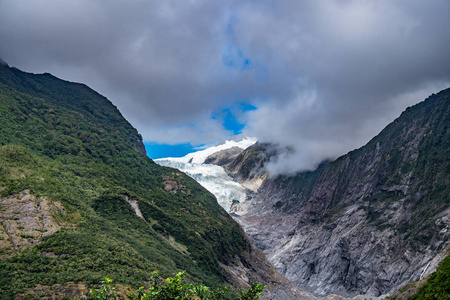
(220, 234, 316, 300)
(232, 89, 450, 297)
(204, 146, 243, 166)
(0, 190, 65, 258)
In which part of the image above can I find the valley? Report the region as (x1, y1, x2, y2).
(0, 62, 303, 299)
(158, 89, 450, 299)
(0, 59, 448, 299)
(2, 2, 450, 298)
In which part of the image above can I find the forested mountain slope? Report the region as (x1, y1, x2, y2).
(0, 62, 303, 299)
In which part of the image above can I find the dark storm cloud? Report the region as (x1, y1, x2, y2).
(1, 0, 449, 173)
(238, 0, 450, 173)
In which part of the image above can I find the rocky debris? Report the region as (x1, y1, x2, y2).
(0, 190, 64, 258)
(236, 159, 450, 297)
(228, 90, 450, 298)
(219, 235, 317, 300)
(124, 195, 143, 218)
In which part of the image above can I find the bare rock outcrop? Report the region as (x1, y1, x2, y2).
(220, 234, 317, 300)
(231, 89, 450, 297)
(0, 190, 66, 258)
(204, 146, 244, 166)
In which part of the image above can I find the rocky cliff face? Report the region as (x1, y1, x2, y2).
(0, 190, 66, 258)
(220, 143, 277, 193)
(229, 89, 450, 297)
(204, 146, 244, 166)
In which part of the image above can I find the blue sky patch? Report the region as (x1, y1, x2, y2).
(145, 142, 200, 159)
(146, 102, 257, 159)
(212, 102, 257, 134)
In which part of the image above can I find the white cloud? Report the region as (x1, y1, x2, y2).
(1, 0, 449, 173)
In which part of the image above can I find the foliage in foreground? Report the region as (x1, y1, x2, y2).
(90, 271, 265, 300)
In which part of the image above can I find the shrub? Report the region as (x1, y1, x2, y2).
(90, 271, 265, 300)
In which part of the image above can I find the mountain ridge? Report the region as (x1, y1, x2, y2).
(212, 89, 450, 297)
(0, 57, 8, 67)
(0, 62, 304, 299)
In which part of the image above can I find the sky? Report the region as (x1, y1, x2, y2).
(1, 0, 449, 173)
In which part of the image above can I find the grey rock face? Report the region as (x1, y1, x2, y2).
(0, 190, 66, 258)
(220, 235, 317, 300)
(134, 135, 147, 156)
(204, 146, 243, 166)
(224, 143, 276, 182)
(231, 89, 450, 297)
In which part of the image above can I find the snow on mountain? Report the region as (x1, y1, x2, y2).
(155, 160, 248, 211)
(155, 138, 256, 211)
(158, 137, 257, 164)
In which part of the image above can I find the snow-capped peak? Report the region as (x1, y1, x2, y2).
(156, 137, 256, 164)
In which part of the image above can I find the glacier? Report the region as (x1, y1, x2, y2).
(159, 137, 256, 164)
(155, 138, 256, 211)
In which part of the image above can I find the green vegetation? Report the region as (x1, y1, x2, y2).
(90, 272, 265, 300)
(0, 64, 251, 298)
(409, 254, 450, 299)
(386, 254, 450, 300)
